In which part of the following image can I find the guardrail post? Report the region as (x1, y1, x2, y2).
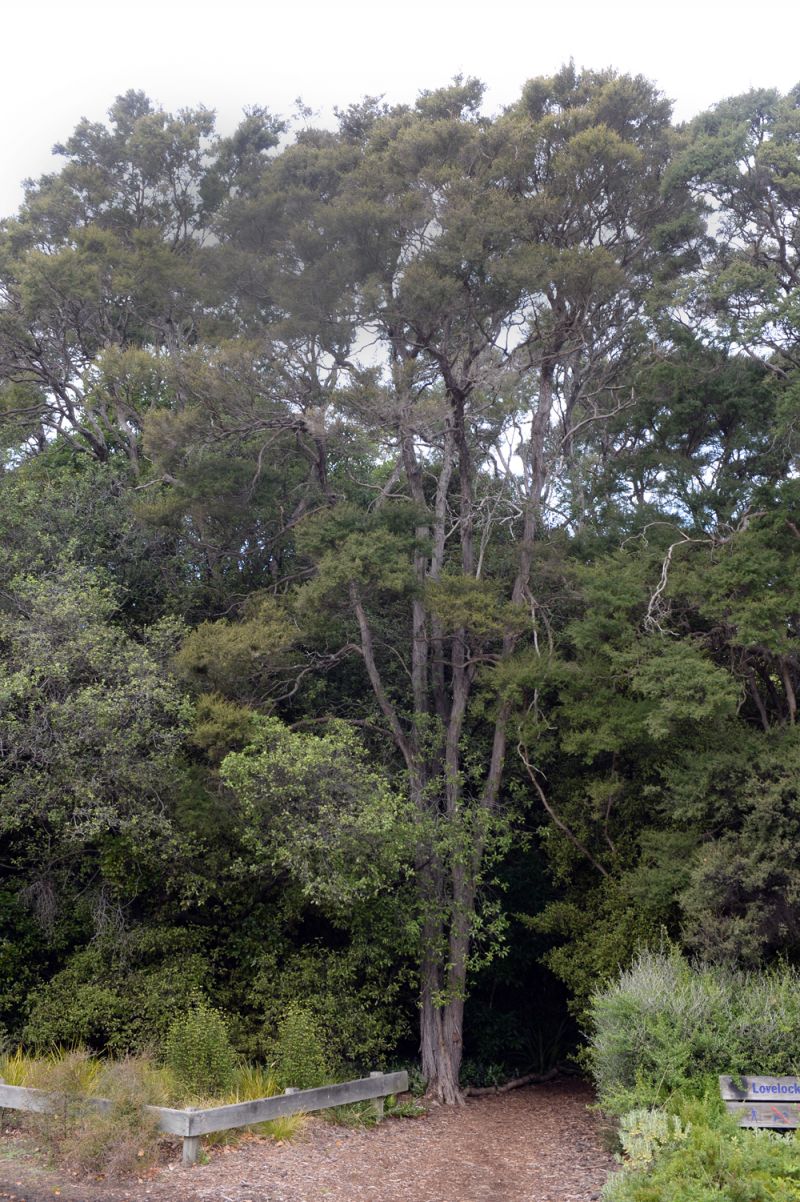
(369, 1071, 385, 1120)
(182, 1108, 200, 1166)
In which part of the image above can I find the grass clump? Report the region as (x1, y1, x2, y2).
(0, 1046, 40, 1086)
(200, 1062, 307, 1145)
(59, 1058, 162, 1181)
(18, 1052, 162, 1181)
(227, 1062, 307, 1139)
(0, 1045, 309, 1170)
(24, 1046, 104, 1096)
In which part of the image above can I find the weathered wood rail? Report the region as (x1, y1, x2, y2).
(0, 1069, 409, 1164)
(719, 1075, 800, 1128)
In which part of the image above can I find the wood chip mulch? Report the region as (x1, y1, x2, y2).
(0, 1079, 615, 1202)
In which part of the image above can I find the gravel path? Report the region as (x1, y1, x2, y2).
(0, 1080, 614, 1202)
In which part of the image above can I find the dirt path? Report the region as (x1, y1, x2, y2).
(0, 1080, 614, 1202)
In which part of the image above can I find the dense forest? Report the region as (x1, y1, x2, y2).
(1, 65, 799, 1105)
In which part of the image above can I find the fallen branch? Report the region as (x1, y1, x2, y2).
(465, 1067, 559, 1097)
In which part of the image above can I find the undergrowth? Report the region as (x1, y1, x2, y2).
(602, 1095, 800, 1202)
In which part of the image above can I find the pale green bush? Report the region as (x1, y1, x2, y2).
(588, 949, 800, 1115)
(164, 1002, 237, 1097)
(271, 1002, 331, 1089)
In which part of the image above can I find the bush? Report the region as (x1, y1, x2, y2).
(588, 948, 800, 1116)
(591, 953, 800, 1201)
(61, 1058, 162, 1181)
(245, 938, 411, 1069)
(271, 1003, 331, 1090)
(164, 1003, 237, 1097)
(613, 1107, 691, 1174)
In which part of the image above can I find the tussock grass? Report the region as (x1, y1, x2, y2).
(200, 1062, 307, 1145)
(0, 1047, 37, 1086)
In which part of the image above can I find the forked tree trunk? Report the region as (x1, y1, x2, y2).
(351, 368, 553, 1104)
(420, 993, 464, 1104)
(419, 915, 466, 1104)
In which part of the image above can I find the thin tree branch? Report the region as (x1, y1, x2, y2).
(518, 744, 608, 877)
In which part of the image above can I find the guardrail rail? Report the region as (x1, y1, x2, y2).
(0, 1069, 410, 1164)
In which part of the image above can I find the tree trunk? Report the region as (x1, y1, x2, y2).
(419, 969, 466, 1103)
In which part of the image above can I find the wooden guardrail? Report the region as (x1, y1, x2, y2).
(719, 1075, 800, 1128)
(0, 1069, 409, 1164)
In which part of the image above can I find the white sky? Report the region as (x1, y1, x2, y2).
(2, 0, 799, 218)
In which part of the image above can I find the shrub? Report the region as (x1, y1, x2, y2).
(271, 1002, 330, 1090)
(614, 1108, 691, 1174)
(591, 954, 800, 1201)
(164, 1003, 237, 1097)
(588, 948, 800, 1116)
(245, 938, 411, 1069)
(20, 1050, 161, 1179)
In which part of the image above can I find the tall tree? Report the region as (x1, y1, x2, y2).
(204, 67, 699, 1100)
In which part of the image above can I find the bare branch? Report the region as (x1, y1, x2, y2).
(518, 744, 608, 877)
(349, 582, 415, 772)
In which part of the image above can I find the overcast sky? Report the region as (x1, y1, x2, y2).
(3, 0, 799, 218)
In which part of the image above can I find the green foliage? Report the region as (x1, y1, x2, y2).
(22, 934, 209, 1053)
(2, 72, 800, 1110)
(629, 640, 740, 740)
(164, 1002, 237, 1097)
(0, 568, 189, 907)
(426, 576, 525, 640)
(247, 939, 412, 1068)
(459, 1059, 508, 1088)
(188, 694, 259, 765)
(614, 1107, 691, 1174)
(270, 1002, 331, 1089)
(663, 728, 800, 967)
(175, 595, 296, 702)
(221, 717, 412, 911)
(671, 84, 800, 371)
(594, 955, 800, 1200)
(530, 878, 675, 1025)
(226, 1061, 278, 1102)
